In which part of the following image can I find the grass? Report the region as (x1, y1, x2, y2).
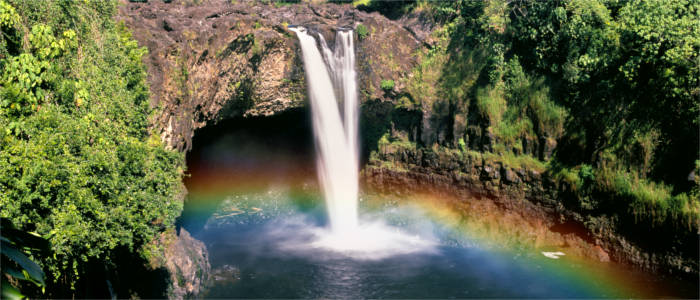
(476, 86, 506, 126)
(377, 132, 416, 153)
(549, 164, 582, 192)
(528, 86, 566, 138)
(495, 117, 533, 149)
(477, 150, 548, 173)
(596, 167, 699, 228)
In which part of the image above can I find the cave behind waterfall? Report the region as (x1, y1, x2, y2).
(179, 108, 316, 233)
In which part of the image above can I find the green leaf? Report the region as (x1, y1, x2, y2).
(2, 265, 26, 280)
(1, 245, 45, 285)
(1, 280, 24, 300)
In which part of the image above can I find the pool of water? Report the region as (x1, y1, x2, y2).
(178, 188, 694, 298)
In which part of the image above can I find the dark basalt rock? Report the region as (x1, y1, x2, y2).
(118, 0, 427, 152)
(503, 168, 519, 184)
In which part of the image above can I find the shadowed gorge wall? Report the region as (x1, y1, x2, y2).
(181, 108, 315, 233)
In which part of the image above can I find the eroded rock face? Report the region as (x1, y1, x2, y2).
(159, 228, 210, 299)
(118, 0, 426, 151)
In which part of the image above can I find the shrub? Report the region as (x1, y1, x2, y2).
(356, 23, 369, 40)
(579, 164, 595, 184)
(380, 79, 394, 91)
(594, 166, 699, 228)
(352, 0, 371, 7)
(458, 138, 467, 152)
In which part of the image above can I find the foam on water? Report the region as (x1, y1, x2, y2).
(308, 221, 438, 260)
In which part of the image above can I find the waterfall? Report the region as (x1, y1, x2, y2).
(290, 27, 359, 234)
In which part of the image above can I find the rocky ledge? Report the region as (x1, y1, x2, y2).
(118, 0, 429, 151)
(363, 145, 698, 277)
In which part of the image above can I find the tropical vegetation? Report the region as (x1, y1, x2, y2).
(365, 0, 699, 228)
(0, 0, 183, 297)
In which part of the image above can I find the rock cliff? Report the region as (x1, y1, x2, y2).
(118, 0, 427, 151)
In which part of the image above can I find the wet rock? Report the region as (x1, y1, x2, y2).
(421, 151, 439, 169)
(522, 136, 537, 156)
(483, 129, 495, 152)
(160, 228, 210, 299)
(211, 264, 240, 283)
(467, 125, 482, 150)
(594, 245, 611, 262)
(398, 9, 437, 47)
(482, 163, 500, 180)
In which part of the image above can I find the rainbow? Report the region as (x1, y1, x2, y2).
(183, 163, 686, 298)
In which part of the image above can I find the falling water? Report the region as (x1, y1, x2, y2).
(291, 26, 436, 255)
(290, 27, 359, 234)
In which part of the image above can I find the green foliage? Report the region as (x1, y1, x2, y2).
(0, 1, 183, 295)
(0, 0, 19, 56)
(0, 0, 19, 27)
(397, 0, 698, 230)
(1, 218, 49, 299)
(380, 79, 394, 91)
(578, 164, 595, 185)
(355, 23, 369, 40)
(471, 56, 566, 155)
(352, 0, 371, 8)
(509, 0, 699, 186)
(481, 150, 547, 173)
(458, 138, 466, 152)
(595, 166, 699, 228)
(273, 0, 297, 8)
(550, 164, 582, 192)
(0, 24, 77, 119)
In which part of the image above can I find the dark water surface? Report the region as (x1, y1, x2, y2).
(198, 215, 595, 298)
(181, 190, 657, 299)
(187, 193, 697, 299)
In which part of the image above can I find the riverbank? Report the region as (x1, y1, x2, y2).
(362, 143, 698, 278)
